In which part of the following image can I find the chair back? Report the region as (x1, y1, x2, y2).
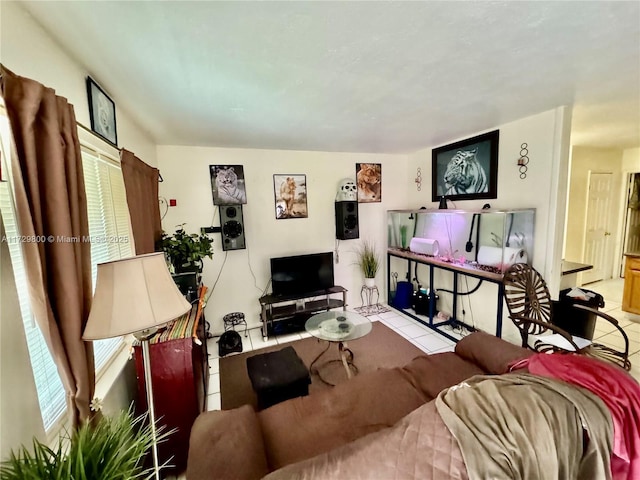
(503, 263, 553, 336)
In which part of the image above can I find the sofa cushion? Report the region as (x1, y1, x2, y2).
(402, 352, 486, 398)
(186, 405, 269, 480)
(455, 331, 532, 374)
(258, 362, 430, 471)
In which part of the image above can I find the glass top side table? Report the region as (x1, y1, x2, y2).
(305, 311, 372, 385)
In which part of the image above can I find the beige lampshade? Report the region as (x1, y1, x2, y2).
(83, 252, 191, 340)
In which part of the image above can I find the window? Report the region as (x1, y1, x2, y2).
(0, 110, 133, 431)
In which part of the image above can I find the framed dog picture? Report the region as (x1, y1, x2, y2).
(210, 165, 247, 205)
(431, 130, 499, 202)
(86, 76, 117, 146)
(356, 163, 382, 203)
(273, 174, 307, 219)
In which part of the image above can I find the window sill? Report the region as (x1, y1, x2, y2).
(94, 336, 134, 402)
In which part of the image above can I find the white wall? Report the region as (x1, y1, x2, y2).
(404, 108, 572, 340)
(0, 1, 155, 458)
(622, 147, 640, 171)
(158, 146, 408, 334)
(0, 1, 157, 165)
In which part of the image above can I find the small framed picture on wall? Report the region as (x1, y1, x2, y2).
(210, 165, 247, 205)
(86, 76, 118, 146)
(356, 163, 382, 202)
(273, 174, 308, 219)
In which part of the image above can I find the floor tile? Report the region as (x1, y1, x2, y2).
(206, 338, 220, 359)
(275, 332, 302, 344)
(431, 344, 456, 353)
(249, 327, 278, 350)
(207, 373, 220, 395)
(597, 332, 640, 355)
(398, 322, 432, 339)
(377, 310, 405, 320)
(207, 392, 221, 411)
(413, 333, 453, 352)
(209, 357, 219, 375)
(380, 314, 414, 329)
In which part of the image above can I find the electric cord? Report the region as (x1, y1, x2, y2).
(413, 262, 483, 295)
(158, 196, 169, 220)
(204, 251, 228, 306)
(245, 241, 264, 294)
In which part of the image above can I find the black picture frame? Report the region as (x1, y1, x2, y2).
(431, 130, 499, 202)
(86, 76, 117, 146)
(209, 165, 247, 205)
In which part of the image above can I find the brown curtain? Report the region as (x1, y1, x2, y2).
(120, 149, 161, 254)
(0, 65, 95, 428)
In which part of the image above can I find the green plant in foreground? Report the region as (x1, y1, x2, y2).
(0, 409, 171, 480)
(356, 240, 381, 279)
(158, 224, 214, 273)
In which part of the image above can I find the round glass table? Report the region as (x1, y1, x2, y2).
(305, 310, 372, 385)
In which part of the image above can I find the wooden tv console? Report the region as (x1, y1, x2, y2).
(258, 286, 347, 340)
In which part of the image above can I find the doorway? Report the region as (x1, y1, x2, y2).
(621, 173, 640, 276)
(581, 172, 614, 285)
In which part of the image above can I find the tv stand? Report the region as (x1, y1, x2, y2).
(259, 286, 347, 340)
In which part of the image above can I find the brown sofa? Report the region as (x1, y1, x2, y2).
(186, 331, 532, 480)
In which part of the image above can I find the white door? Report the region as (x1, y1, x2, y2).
(581, 172, 613, 285)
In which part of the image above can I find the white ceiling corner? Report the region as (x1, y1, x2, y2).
(16, 0, 640, 154)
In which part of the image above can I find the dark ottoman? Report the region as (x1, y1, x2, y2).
(246, 346, 311, 410)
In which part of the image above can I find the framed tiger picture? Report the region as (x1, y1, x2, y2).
(431, 130, 499, 203)
(210, 165, 247, 205)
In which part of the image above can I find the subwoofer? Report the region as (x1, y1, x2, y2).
(335, 201, 359, 240)
(219, 205, 246, 251)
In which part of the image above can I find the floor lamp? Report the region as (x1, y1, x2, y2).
(83, 252, 191, 480)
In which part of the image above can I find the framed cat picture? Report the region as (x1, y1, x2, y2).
(273, 174, 308, 219)
(210, 165, 247, 205)
(356, 163, 382, 203)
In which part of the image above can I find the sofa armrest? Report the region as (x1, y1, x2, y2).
(455, 331, 532, 374)
(186, 405, 269, 480)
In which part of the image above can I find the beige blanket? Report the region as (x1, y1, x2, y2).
(263, 401, 468, 480)
(436, 373, 614, 480)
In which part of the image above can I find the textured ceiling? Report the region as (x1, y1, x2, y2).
(17, 1, 640, 153)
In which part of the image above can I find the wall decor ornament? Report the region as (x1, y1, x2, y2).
(273, 174, 308, 219)
(517, 143, 529, 179)
(336, 178, 357, 201)
(356, 163, 382, 203)
(209, 165, 247, 205)
(86, 76, 117, 146)
(431, 130, 499, 202)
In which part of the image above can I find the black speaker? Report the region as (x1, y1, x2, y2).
(335, 201, 359, 240)
(219, 205, 246, 251)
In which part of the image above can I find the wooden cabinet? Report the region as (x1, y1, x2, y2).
(134, 305, 208, 474)
(622, 254, 640, 314)
(259, 286, 347, 339)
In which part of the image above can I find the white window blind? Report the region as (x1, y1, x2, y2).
(81, 148, 133, 370)
(0, 110, 133, 431)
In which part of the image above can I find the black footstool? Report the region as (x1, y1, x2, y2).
(246, 346, 311, 410)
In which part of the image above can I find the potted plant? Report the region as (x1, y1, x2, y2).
(356, 240, 381, 287)
(0, 408, 170, 479)
(158, 225, 213, 274)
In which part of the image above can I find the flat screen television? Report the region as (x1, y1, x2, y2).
(270, 252, 334, 296)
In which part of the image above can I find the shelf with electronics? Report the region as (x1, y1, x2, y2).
(259, 286, 348, 339)
(386, 208, 535, 342)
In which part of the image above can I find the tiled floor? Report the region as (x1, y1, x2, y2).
(581, 278, 640, 381)
(204, 307, 463, 412)
(205, 280, 640, 411)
